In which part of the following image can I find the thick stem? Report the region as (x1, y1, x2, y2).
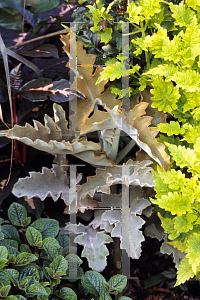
(110, 185, 121, 273)
(108, 128, 121, 161)
(115, 139, 136, 164)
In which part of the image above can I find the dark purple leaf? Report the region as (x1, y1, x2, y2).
(17, 44, 59, 59)
(21, 57, 69, 81)
(0, 78, 8, 103)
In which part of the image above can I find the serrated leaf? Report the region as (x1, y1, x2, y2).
(169, 2, 195, 26)
(60, 33, 121, 130)
(6, 103, 114, 167)
(165, 143, 198, 172)
(26, 226, 43, 247)
(160, 238, 185, 268)
(108, 275, 127, 294)
(30, 219, 59, 239)
(186, 233, 200, 273)
(175, 257, 195, 286)
(102, 187, 150, 259)
(8, 202, 27, 227)
(12, 165, 70, 205)
(14, 252, 38, 266)
(74, 227, 113, 272)
(79, 160, 154, 201)
(89, 210, 113, 233)
(54, 287, 77, 300)
(155, 121, 185, 136)
(151, 77, 180, 113)
(81, 271, 106, 299)
(152, 192, 193, 216)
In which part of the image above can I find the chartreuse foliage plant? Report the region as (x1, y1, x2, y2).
(72, 0, 200, 287)
(0, 202, 131, 300)
(150, 131, 200, 286)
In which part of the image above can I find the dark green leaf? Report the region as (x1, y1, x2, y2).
(18, 277, 29, 291)
(7, 269, 19, 287)
(0, 239, 18, 249)
(0, 285, 11, 297)
(18, 264, 40, 281)
(99, 291, 112, 300)
(31, 219, 59, 239)
(54, 287, 77, 300)
(81, 271, 106, 299)
(45, 267, 55, 278)
(65, 254, 83, 280)
(42, 237, 61, 250)
(21, 217, 31, 228)
(20, 244, 31, 253)
(15, 296, 27, 300)
(27, 283, 49, 296)
(1, 225, 21, 243)
(0, 245, 8, 258)
(43, 243, 58, 261)
(108, 275, 127, 294)
(50, 255, 68, 274)
(0, 232, 4, 240)
(8, 254, 16, 264)
(26, 226, 43, 247)
(56, 234, 70, 248)
(6, 245, 19, 256)
(15, 252, 38, 266)
(65, 266, 84, 282)
(0, 269, 10, 286)
(35, 0, 60, 13)
(5, 296, 18, 300)
(8, 202, 27, 227)
(118, 297, 132, 300)
(0, 258, 8, 269)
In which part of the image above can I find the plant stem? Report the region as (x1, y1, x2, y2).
(140, 21, 150, 69)
(115, 139, 136, 164)
(8, 29, 68, 49)
(108, 128, 121, 161)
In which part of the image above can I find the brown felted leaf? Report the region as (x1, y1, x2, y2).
(6, 103, 114, 166)
(60, 33, 121, 130)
